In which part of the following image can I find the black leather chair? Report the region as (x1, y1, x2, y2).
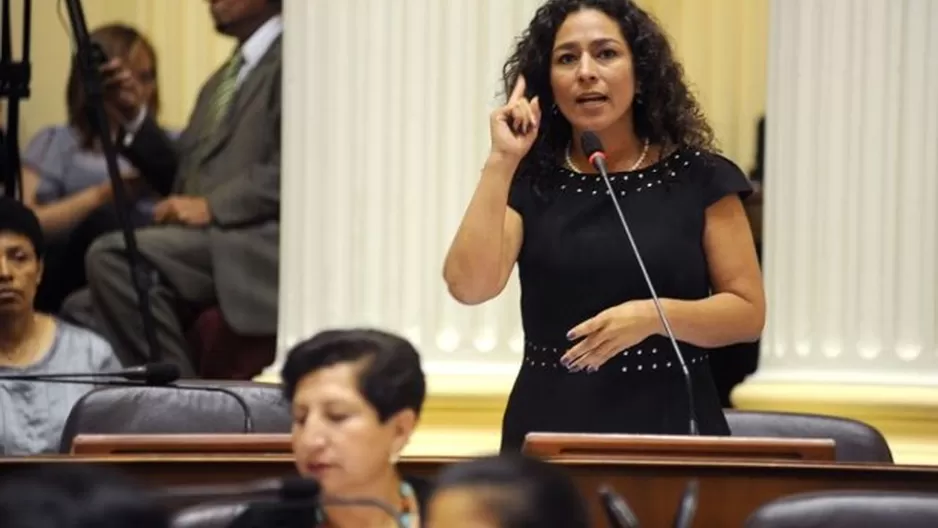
(58, 381, 293, 453)
(171, 503, 247, 528)
(724, 409, 893, 463)
(172, 501, 317, 528)
(745, 490, 938, 528)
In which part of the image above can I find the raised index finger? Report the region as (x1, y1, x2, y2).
(508, 75, 527, 104)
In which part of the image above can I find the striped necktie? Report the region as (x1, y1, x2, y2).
(208, 51, 245, 132)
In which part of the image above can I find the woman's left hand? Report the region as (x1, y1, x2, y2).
(561, 300, 656, 372)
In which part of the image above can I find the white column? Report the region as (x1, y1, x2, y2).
(262, 1, 546, 453)
(733, 0, 938, 463)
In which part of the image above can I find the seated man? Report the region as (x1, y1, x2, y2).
(0, 197, 119, 455)
(65, 0, 283, 376)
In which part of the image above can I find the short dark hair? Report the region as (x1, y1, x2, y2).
(0, 196, 43, 258)
(0, 464, 170, 528)
(281, 328, 427, 422)
(433, 454, 591, 528)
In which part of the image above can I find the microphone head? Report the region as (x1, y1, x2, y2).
(142, 363, 181, 385)
(279, 477, 321, 501)
(579, 131, 605, 160)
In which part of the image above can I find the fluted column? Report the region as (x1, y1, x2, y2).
(260, 0, 547, 455)
(732, 0, 938, 463)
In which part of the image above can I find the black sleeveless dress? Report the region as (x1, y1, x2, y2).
(500, 148, 751, 452)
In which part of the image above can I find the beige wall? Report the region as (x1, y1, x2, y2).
(640, 0, 769, 170)
(16, 0, 766, 169)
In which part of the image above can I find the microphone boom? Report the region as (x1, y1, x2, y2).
(580, 131, 699, 436)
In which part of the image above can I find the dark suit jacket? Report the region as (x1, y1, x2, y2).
(121, 37, 282, 335)
(222, 476, 434, 528)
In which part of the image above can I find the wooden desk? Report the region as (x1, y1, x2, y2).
(2, 456, 936, 527)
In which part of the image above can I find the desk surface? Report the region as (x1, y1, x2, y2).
(2, 455, 936, 527)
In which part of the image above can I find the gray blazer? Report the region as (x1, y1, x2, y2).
(122, 38, 282, 336)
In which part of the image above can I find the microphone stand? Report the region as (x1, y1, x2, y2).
(0, 0, 30, 200)
(62, 0, 161, 364)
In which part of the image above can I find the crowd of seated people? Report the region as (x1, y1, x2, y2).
(23, 23, 166, 314)
(7, 0, 285, 383)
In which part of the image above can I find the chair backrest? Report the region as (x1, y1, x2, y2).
(59, 381, 293, 453)
(724, 410, 893, 463)
(745, 490, 938, 528)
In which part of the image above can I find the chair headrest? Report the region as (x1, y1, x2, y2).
(59, 381, 292, 453)
(725, 410, 893, 463)
(745, 490, 938, 528)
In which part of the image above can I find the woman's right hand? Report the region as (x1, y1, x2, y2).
(489, 75, 541, 163)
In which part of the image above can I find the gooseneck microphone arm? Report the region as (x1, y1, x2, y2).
(173, 383, 255, 433)
(0, 363, 254, 433)
(580, 131, 699, 436)
(321, 496, 406, 528)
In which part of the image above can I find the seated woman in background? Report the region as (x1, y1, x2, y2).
(23, 23, 165, 312)
(426, 454, 590, 528)
(0, 197, 119, 455)
(271, 328, 432, 528)
(0, 464, 170, 528)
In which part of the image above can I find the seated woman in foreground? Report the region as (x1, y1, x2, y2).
(0, 197, 119, 455)
(256, 328, 432, 528)
(426, 454, 590, 528)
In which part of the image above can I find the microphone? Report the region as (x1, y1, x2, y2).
(0, 363, 255, 433)
(671, 480, 699, 528)
(0, 362, 180, 385)
(157, 476, 321, 503)
(599, 486, 640, 528)
(168, 381, 256, 434)
(580, 131, 699, 436)
(163, 477, 406, 528)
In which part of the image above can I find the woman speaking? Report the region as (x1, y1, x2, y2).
(443, 0, 765, 452)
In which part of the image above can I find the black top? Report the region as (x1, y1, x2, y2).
(500, 147, 751, 452)
(230, 475, 434, 528)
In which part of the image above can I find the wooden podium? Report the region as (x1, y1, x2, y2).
(70, 434, 293, 455)
(522, 432, 837, 462)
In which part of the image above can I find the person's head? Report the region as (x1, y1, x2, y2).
(427, 454, 590, 528)
(0, 464, 170, 528)
(0, 197, 43, 318)
(282, 328, 426, 495)
(503, 0, 714, 177)
(207, 0, 282, 41)
(67, 24, 160, 149)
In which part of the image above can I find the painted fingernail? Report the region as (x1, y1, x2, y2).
(566, 331, 575, 341)
(587, 366, 598, 373)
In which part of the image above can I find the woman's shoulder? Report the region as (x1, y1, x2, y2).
(24, 125, 80, 160)
(674, 146, 752, 204)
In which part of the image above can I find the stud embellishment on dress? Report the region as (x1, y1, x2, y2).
(652, 348, 658, 354)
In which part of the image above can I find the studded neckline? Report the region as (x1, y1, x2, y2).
(559, 146, 688, 177)
(555, 148, 701, 197)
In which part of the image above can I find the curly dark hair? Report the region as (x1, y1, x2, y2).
(502, 0, 715, 179)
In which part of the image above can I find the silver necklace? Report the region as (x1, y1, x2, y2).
(565, 137, 650, 173)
